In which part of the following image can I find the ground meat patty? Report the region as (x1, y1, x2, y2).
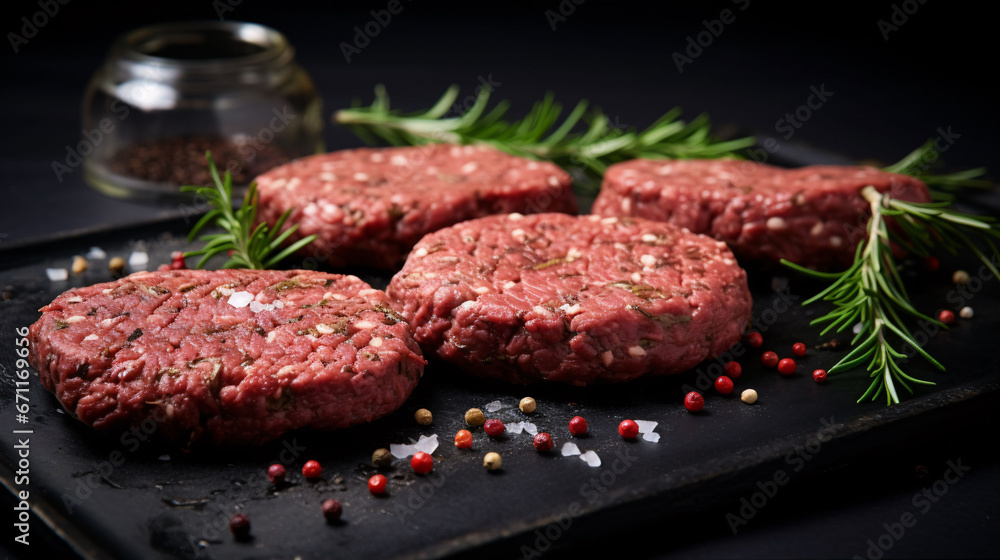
(28, 269, 425, 445)
(256, 144, 577, 269)
(387, 213, 752, 385)
(592, 159, 932, 268)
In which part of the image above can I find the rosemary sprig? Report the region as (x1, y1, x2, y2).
(782, 186, 1000, 404)
(334, 85, 755, 192)
(181, 153, 316, 269)
(883, 139, 991, 198)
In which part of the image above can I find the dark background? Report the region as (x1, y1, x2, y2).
(1, 1, 997, 558)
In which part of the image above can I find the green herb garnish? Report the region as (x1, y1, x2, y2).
(783, 180, 999, 405)
(182, 153, 316, 269)
(334, 85, 755, 193)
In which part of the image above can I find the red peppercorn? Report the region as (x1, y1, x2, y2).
(618, 419, 639, 439)
(744, 332, 763, 348)
(484, 419, 505, 437)
(410, 451, 433, 474)
(568, 416, 588, 435)
(454, 429, 473, 449)
(714, 375, 734, 395)
(925, 256, 940, 271)
(368, 474, 387, 495)
(267, 464, 286, 485)
(761, 351, 779, 368)
(792, 342, 807, 357)
(938, 309, 955, 325)
(533, 432, 554, 452)
(229, 513, 250, 539)
(322, 499, 342, 522)
(777, 358, 797, 375)
(302, 460, 322, 479)
(169, 252, 186, 270)
(724, 361, 742, 379)
(684, 391, 704, 412)
(813, 369, 828, 383)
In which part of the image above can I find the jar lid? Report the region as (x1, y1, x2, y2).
(109, 21, 295, 83)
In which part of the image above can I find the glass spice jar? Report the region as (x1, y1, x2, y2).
(82, 21, 323, 200)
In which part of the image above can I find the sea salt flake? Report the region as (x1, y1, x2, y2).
(580, 451, 601, 467)
(642, 432, 661, 443)
(46, 268, 68, 281)
(391, 434, 439, 458)
(128, 251, 149, 268)
(227, 291, 254, 308)
(86, 247, 107, 260)
(506, 421, 524, 434)
(634, 420, 658, 434)
(522, 422, 538, 436)
(484, 400, 504, 413)
(249, 301, 266, 313)
(560, 442, 581, 457)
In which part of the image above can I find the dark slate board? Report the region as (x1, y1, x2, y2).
(1, 201, 998, 560)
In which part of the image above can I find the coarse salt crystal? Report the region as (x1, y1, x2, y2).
(628, 345, 646, 357)
(86, 247, 107, 260)
(128, 251, 149, 268)
(580, 451, 601, 467)
(561, 442, 581, 457)
(46, 268, 68, 281)
(640, 254, 657, 267)
(369, 336, 383, 347)
(522, 422, 538, 436)
(508, 213, 524, 221)
(227, 291, 253, 308)
(249, 301, 266, 313)
(390, 434, 439, 458)
(485, 400, 504, 413)
(84, 334, 98, 341)
(414, 247, 428, 258)
(634, 420, 658, 434)
(642, 432, 661, 443)
(315, 323, 335, 334)
(354, 320, 376, 330)
(641, 233, 657, 243)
